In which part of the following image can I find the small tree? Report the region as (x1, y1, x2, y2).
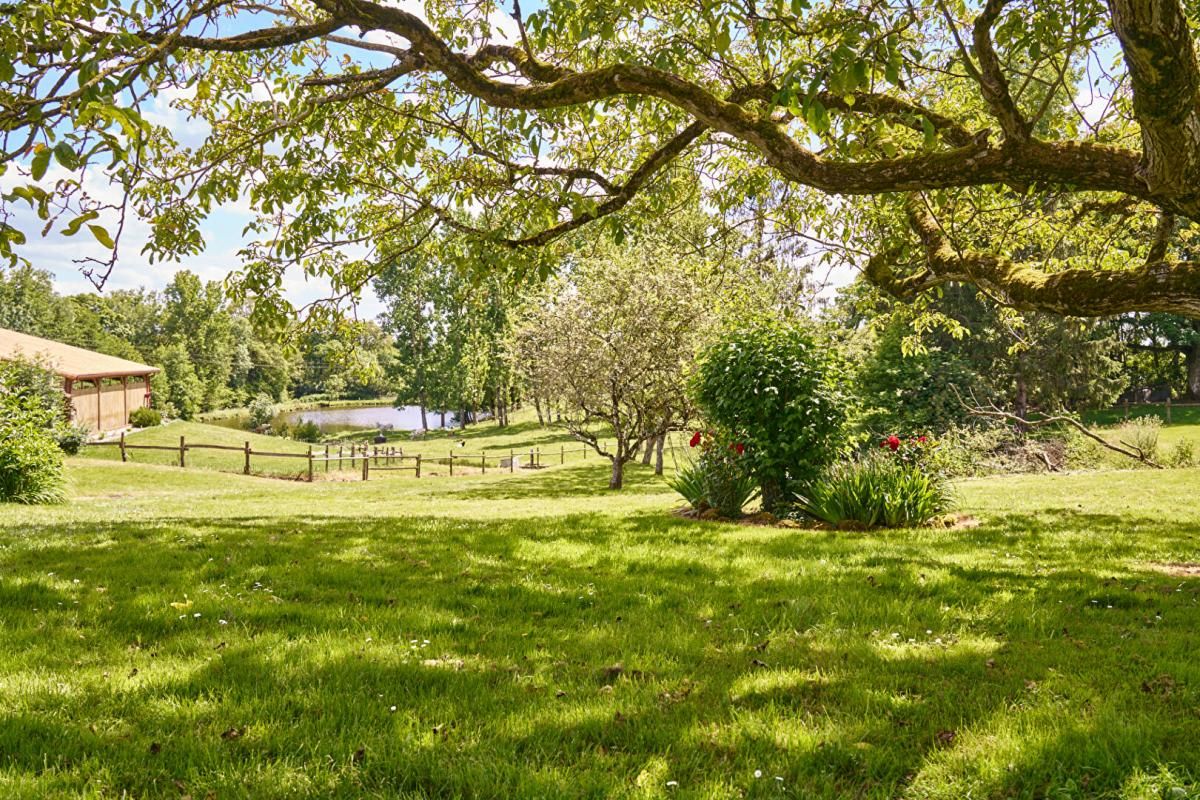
(694, 318, 846, 512)
(518, 242, 711, 489)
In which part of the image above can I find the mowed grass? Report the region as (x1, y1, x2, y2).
(1, 460, 1199, 798)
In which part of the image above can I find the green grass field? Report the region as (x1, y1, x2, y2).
(2, 445, 1200, 798)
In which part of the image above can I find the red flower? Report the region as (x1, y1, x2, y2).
(883, 435, 901, 451)
(689, 431, 702, 448)
(917, 435, 929, 443)
(732, 442, 745, 455)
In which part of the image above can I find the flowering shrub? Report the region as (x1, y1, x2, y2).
(667, 430, 758, 517)
(693, 318, 846, 512)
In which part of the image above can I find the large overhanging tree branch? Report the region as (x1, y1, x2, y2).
(5, 0, 1200, 316)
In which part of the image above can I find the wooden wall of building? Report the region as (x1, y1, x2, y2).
(68, 377, 151, 432)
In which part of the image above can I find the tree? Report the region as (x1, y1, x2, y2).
(1112, 313, 1200, 400)
(8, 0, 1200, 317)
(842, 285, 1126, 434)
(517, 239, 713, 489)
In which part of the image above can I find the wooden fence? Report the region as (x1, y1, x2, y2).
(85, 434, 659, 482)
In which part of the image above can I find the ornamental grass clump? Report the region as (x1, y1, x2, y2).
(667, 430, 758, 518)
(796, 436, 952, 529)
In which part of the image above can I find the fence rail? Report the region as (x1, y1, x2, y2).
(87, 432, 681, 483)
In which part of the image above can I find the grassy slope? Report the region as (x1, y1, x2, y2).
(1, 461, 1199, 798)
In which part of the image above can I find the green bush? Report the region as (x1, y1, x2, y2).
(693, 318, 846, 512)
(1167, 438, 1196, 468)
(292, 419, 321, 443)
(796, 453, 953, 529)
(667, 431, 758, 517)
(55, 423, 90, 455)
(0, 393, 65, 504)
(129, 406, 162, 428)
(247, 393, 276, 430)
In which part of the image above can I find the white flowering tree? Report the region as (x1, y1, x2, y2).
(517, 239, 713, 489)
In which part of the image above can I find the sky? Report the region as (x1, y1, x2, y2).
(4, 0, 528, 322)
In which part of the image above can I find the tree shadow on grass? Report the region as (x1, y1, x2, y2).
(1, 507, 1198, 797)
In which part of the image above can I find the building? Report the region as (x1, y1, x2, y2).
(0, 328, 159, 433)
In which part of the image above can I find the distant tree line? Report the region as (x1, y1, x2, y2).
(0, 266, 397, 419)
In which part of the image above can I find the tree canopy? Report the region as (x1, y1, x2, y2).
(5, 0, 1200, 316)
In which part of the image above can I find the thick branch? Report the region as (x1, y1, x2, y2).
(868, 195, 1200, 317)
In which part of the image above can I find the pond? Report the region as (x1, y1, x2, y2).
(211, 404, 454, 434)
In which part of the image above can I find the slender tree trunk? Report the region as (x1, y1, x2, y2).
(534, 396, 544, 425)
(641, 437, 654, 465)
(460, 408, 468, 430)
(440, 409, 446, 428)
(1187, 341, 1200, 400)
(1014, 373, 1029, 435)
(419, 392, 428, 431)
(609, 456, 624, 490)
(760, 477, 783, 514)
(655, 432, 665, 476)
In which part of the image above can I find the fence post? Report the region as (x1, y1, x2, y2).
(325, 444, 330, 473)
(481, 453, 486, 474)
(179, 435, 186, 468)
(449, 451, 454, 477)
(415, 453, 421, 478)
(244, 441, 251, 475)
(561, 444, 564, 465)
(338, 446, 344, 471)
(529, 448, 534, 469)
(362, 453, 369, 481)
(536, 447, 541, 468)
(119, 431, 127, 462)
(307, 446, 314, 482)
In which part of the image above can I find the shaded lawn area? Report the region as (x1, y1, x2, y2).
(1, 462, 1198, 798)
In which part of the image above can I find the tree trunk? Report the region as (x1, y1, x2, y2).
(1187, 341, 1200, 400)
(760, 478, 783, 514)
(440, 409, 446, 428)
(609, 456, 624, 490)
(654, 432, 665, 476)
(1014, 373, 1029, 434)
(641, 438, 654, 465)
(419, 392, 428, 431)
(534, 396, 544, 425)
(460, 408, 468, 430)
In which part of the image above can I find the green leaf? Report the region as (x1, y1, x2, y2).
(62, 210, 99, 236)
(53, 142, 79, 170)
(920, 115, 936, 149)
(30, 147, 51, 181)
(88, 224, 115, 248)
(714, 26, 731, 54)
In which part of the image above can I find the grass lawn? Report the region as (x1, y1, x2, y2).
(2, 459, 1199, 798)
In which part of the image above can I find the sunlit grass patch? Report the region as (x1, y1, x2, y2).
(0, 462, 1198, 797)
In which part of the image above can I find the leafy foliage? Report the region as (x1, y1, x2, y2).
(693, 318, 846, 511)
(667, 431, 758, 518)
(128, 407, 162, 428)
(247, 393, 277, 430)
(0, 388, 65, 504)
(796, 453, 953, 529)
(1119, 416, 1162, 460)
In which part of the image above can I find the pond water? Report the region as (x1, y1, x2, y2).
(210, 404, 453, 433)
